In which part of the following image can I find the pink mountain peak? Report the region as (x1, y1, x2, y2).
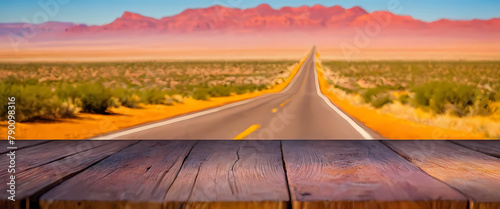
(55, 4, 500, 34)
(278, 5, 312, 15)
(331, 5, 345, 10)
(311, 4, 326, 9)
(120, 11, 152, 20)
(176, 4, 235, 17)
(347, 6, 368, 15)
(205, 5, 236, 12)
(307, 5, 346, 20)
(256, 3, 273, 10)
(254, 3, 277, 15)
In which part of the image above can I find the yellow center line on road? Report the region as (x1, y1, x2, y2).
(234, 124, 261, 140)
(271, 108, 278, 113)
(280, 92, 300, 107)
(280, 98, 292, 107)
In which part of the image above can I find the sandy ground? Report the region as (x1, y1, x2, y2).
(0, 47, 498, 62)
(1, 31, 499, 62)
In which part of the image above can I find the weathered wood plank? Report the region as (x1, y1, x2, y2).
(1, 140, 136, 209)
(452, 140, 500, 158)
(383, 141, 500, 209)
(0, 140, 48, 154)
(0, 141, 114, 180)
(282, 140, 467, 209)
(164, 141, 289, 209)
(39, 141, 196, 209)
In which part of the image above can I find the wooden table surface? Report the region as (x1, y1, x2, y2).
(1, 140, 499, 209)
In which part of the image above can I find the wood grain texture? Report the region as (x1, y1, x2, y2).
(282, 141, 467, 209)
(1, 141, 135, 209)
(0, 140, 48, 154)
(0, 141, 115, 181)
(164, 140, 289, 209)
(383, 141, 500, 209)
(39, 141, 196, 209)
(452, 141, 500, 158)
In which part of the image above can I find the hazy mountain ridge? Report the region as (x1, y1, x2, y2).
(1, 3, 499, 36)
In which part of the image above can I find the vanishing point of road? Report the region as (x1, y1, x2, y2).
(95, 47, 382, 140)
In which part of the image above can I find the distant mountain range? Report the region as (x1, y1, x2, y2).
(1, 4, 499, 36)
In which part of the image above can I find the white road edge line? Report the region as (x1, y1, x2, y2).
(312, 58, 374, 140)
(92, 96, 260, 140)
(92, 52, 311, 140)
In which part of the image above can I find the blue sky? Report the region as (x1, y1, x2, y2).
(1, 0, 499, 25)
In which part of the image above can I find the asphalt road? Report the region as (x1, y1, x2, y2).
(95, 47, 382, 140)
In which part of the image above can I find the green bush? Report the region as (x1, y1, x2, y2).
(472, 95, 493, 116)
(55, 83, 80, 100)
(399, 94, 410, 104)
(411, 82, 483, 116)
(495, 88, 500, 102)
(371, 95, 392, 108)
(0, 84, 9, 120)
(53, 98, 81, 118)
(112, 87, 141, 108)
(361, 86, 389, 103)
(360, 87, 392, 108)
(140, 88, 166, 105)
(232, 84, 267, 95)
(0, 83, 79, 122)
(192, 88, 210, 100)
(77, 83, 113, 114)
(334, 84, 356, 94)
(0, 84, 48, 121)
(209, 85, 232, 97)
